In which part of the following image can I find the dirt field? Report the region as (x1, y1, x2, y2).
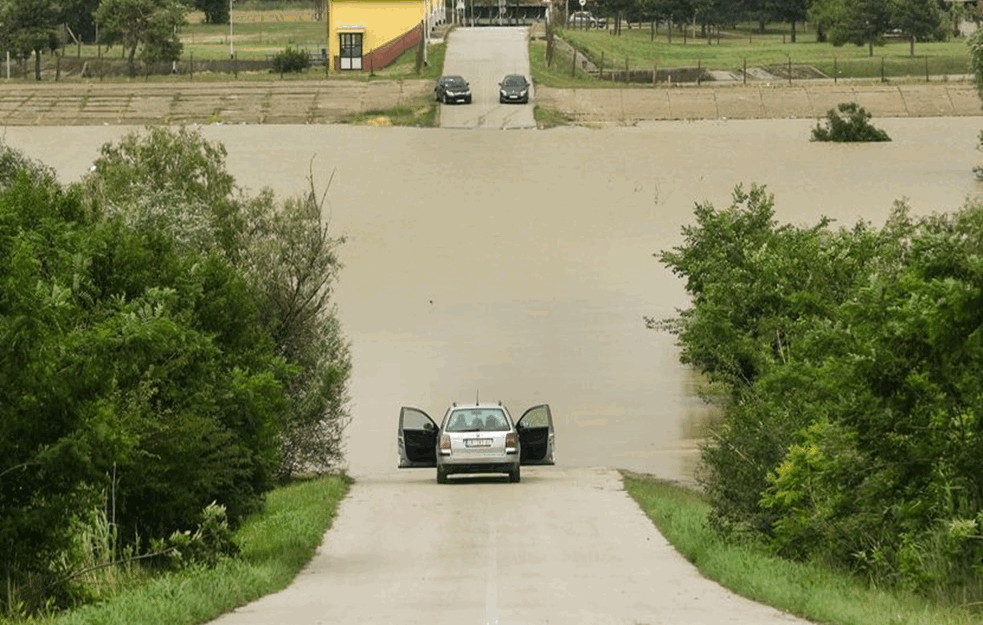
(0, 79, 978, 126)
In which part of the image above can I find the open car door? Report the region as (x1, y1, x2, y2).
(516, 404, 555, 465)
(398, 407, 438, 468)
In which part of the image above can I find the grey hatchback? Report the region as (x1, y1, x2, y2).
(398, 402, 555, 483)
(498, 74, 530, 104)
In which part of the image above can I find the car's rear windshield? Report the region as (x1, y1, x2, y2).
(445, 409, 510, 432)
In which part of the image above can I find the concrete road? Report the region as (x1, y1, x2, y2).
(209, 467, 810, 625)
(439, 27, 536, 130)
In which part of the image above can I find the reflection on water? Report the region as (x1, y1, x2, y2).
(5, 117, 981, 482)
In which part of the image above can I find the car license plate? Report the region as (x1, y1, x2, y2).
(465, 438, 492, 448)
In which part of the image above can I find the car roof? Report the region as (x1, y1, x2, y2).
(449, 403, 506, 411)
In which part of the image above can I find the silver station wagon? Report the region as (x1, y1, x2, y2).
(398, 402, 555, 483)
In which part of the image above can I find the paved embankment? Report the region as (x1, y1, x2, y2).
(0, 79, 978, 126)
(536, 82, 982, 124)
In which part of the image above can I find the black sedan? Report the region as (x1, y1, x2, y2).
(434, 75, 472, 104)
(498, 74, 530, 104)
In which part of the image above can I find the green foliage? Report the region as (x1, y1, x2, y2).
(95, 0, 187, 77)
(159, 502, 239, 570)
(974, 131, 983, 181)
(0, 0, 61, 80)
(193, 0, 230, 25)
(805, 0, 892, 53)
(41, 476, 349, 625)
(271, 47, 311, 74)
(60, 0, 101, 43)
(1, 128, 350, 617)
(811, 102, 891, 142)
(891, 0, 943, 56)
(625, 473, 981, 625)
(658, 187, 983, 600)
(968, 28, 983, 104)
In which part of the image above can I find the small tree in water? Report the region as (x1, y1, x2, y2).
(811, 102, 890, 142)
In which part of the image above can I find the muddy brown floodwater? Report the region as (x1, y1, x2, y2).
(6, 117, 981, 483)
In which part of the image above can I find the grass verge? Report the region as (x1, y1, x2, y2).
(533, 105, 574, 128)
(558, 25, 971, 82)
(32, 475, 350, 625)
(622, 472, 979, 625)
(341, 100, 437, 127)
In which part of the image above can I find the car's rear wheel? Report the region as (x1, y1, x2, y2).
(436, 466, 448, 484)
(509, 466, 520, 483)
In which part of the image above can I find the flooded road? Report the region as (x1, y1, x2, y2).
(6, 117, 982, 483)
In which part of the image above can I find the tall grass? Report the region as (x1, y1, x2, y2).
(6, 475, 350, 625)
(622, 473, 980, 625)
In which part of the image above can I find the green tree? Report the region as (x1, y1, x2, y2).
(810, 0, 891, 52)
(95, 0, 187, 77)
(1, 128, 351, 614)
(0, 0, 60, 80)
(657, 186, 983, 593)
(891, 0, 942, 56)
(828, 0, 892, 56)
(0, 138, 283, 612)
(60, 0, 101, 43)
(194, 0, 230, 25)
(84, 128, 351, 481)
(766, 0, 810, 42)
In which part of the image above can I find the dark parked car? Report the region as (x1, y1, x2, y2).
(434, 75, 472, 104)
(498, 74, 530, 104)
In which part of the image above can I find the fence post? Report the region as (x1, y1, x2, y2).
(743, 57, 746, 85)
(833, 56, 837, 84)
(697, 58, 701, 86)
(925, 56, 929, 82)
(600, 51, 604, 80)
(190, 52, 194, 80)
(234, 52, 239, 79)
(571, 49, 576, 77)
(624, 56, 629, 83)
(55, 52, 60, 81)
(787, 56, 791, 85)
(880, 56, 885, 83)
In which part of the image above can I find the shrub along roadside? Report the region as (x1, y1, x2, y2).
(29, 475, 351, 625)
(0, 130, 350, 617)
(622, 473, 978, 625)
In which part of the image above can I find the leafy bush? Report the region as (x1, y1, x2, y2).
(811, 102, 891, 142)
(159, 502, 239, 570)
(271, 47, 311, 73)
(1, 129, 349, 616)
(658, 186, 983, 599)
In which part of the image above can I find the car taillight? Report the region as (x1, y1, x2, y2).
(440, 434, 451, 454)
(505, 432, 518, 453)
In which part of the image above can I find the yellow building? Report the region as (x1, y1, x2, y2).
(327, 0, 445, 72)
